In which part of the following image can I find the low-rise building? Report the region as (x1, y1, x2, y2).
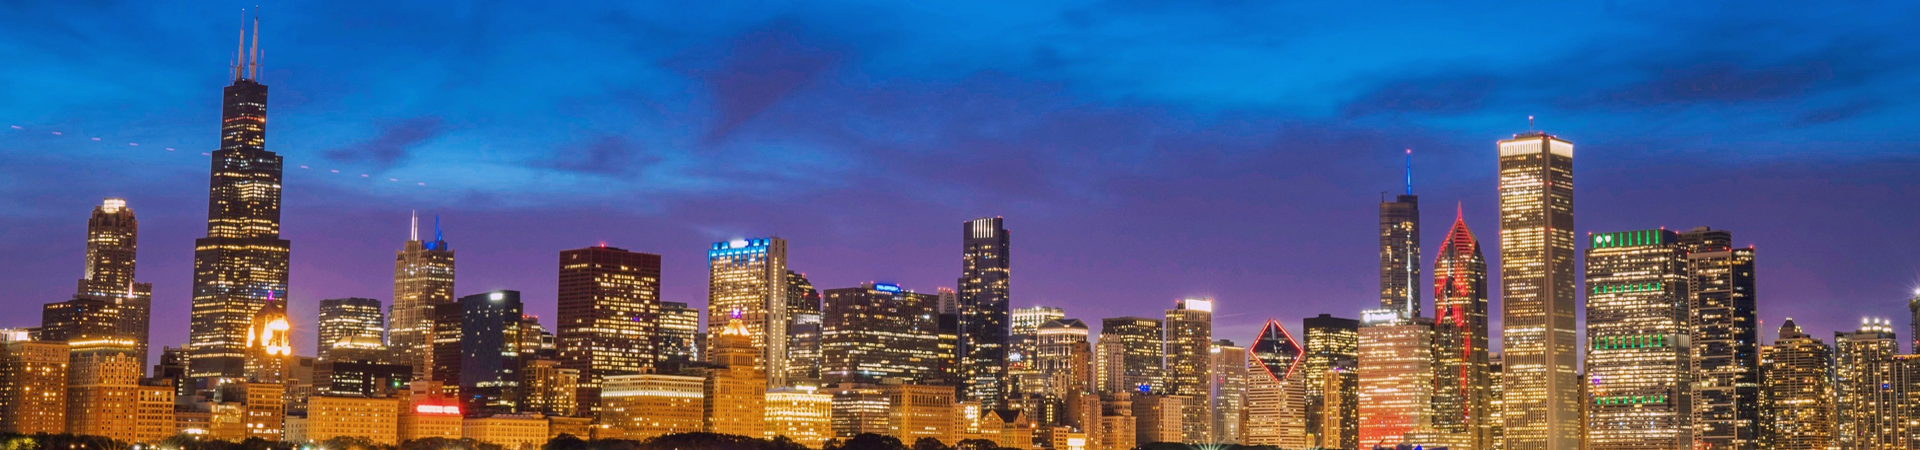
(766, 386, 833, 448)
(304, 395, 400, 444)
(463, 414, 550, 450)
(600, 374, 705, 440)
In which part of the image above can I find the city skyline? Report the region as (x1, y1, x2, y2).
(6, 2, 1920, 365)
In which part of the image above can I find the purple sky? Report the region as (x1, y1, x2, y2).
(3, 2, 1919, 361)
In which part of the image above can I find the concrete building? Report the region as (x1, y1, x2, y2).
(463, 415, 550, 450)
(600, 373, 705, 440)
(766, 386, 833, 448)
(303, 395, 400, 445)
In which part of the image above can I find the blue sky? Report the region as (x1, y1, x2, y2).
(3, 1, 1919, 353)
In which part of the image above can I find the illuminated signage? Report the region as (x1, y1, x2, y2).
(414, 404, 461, 415)
(874, 284, 902, 293)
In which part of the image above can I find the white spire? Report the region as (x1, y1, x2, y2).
(411, 210, 419, 241)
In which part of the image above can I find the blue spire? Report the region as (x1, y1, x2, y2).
(433, 215, 444, 243)
(1404, 148, 1413, 195)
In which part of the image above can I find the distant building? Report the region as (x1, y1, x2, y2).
(600, 373, 705, 440)
(463, 414, 549, 450)
(70, 198, 154, 371)
(1497, 131, 1579, 450)
(317, 298, 385, 362)
(1302, 313, 1358, 449)
(1682, 227, 1760, 450)
(1097, 317, 1164, 394)
(1584, 228, 1690, 450)
(1245, 320, 1307, 448)
(786, 270, 823, 384)
(1131, 394, 1186, 444)
(1037, 319, 1094, 399)
(821, 284, 942, 385)
(303, 395, 400, 445)
(1835, 318, 1901, 450)
(1162, 298, 1213, 442)
(400, 381, 464, 441)
(393, 213, 455, 381)
(66, 350, 146, 441)
(1432, 208, 1493, 450)
(557, 245, 662, 415)
(1378, 157, 1420, 320)
(1358, 314, 1458, 449)
(1208, 340, 1247, 444)
(659, 301, 701, 369)
(1761, 319, 1833, 450)
(958, 217, 1011, 407)
(766, 386, 833, 447)
(706, 316, 766, 437)
(433, 290, 528, 415)
(708, 237, 790, 387)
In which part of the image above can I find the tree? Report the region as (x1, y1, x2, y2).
(952, 439, 1001, 450)
(540, 434, 586, 450)
(910, 437, 951, 450)
(824, 434, 906, 450)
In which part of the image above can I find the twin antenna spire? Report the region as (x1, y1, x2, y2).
(232, 8, 262, 81)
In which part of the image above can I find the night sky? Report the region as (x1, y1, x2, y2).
(4, 2, 1919, 360)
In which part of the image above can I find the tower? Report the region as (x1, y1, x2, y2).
(1380, 149, 1420, 319)
(190, 13, 291, 382)
(1433, 206, 1492, 450)
(820, 283, 942, 385)
(244, 297, 293, 384)
(1761, 319, 1832, 450)
(707, 237, 789, 387)
(1163, 298, 1213, 442)
(1096, 317, 1164, 394)
(1584, 229, 1691, 450)
(959, 217, 1012, 407)
(706, 314, 766, 437)
(1833, 318, 1899, 450)
(1681, 227, 1759, 450)
(74, 198, 153, 370)
(1496, 131, 1578, 450)
(786, 270, 823, 384)
(1302, 314, 1358, 450)
(1246, 320, 1307, 448)
(316, 297, 384, 362)
(557, 245, 662, 416)
(392, 213, 454, 381)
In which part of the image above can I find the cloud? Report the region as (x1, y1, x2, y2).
(681, 21, 845, 144)
(321, 117, 446, 168)
(537, 136, 658, 176)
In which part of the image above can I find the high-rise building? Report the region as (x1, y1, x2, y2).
(1319, 363, 1359, 450)
(659, 301, 700, 369)
(1488, 354, 1504, 450)
(1131, 394, 1188, 445)
(708, 237, 789, 387)
(706, 316, 767, 437)
(1302, 313, 1358, 449)
(1496, 131, 1579, 450)
(1584, 228, 1691, 450)
(1432, 207, 1493, 450)
(66, 345, 147, 441)
(1358, 315, 1456, 449)
(1834, 318, 1900, 450)
(519, 358, 579, 417)
(1910, 290, 1920, 354)
(0, 330, 68, 434)
(1098, 317, 1164, 394)
(245, 300, 294, 385)
(41, 297, 142, 365)
(936, 313, 962, 389)
(1761, 319, 1833, 450)
(1012, 306, 1067, 394)
(1037, 319, 1094, 399)
(1246, 320, 1307, 448)
(959, 217, 1011, 407)
(787, 270, 823, 384)
(557, 245, 662, 415)
(1680, 227, 1759, 450)
(190, 20, 292, 382)
(72, 198, 153, 371)
(317, 297, 384, 362)
(434, 291, 527, 415)
(392, 213, 454, 381)
(1163, 298, 1213, 443)
(1380, 151, 1420, 320)
(821, 283, 942, 385)
(1208, 340, 1247, 445)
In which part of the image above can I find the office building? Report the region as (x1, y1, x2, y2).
(708, 237, 790, 387)
(821, 283, 942, 384)
(303, 395, 400, 445)
(787, 270, 823, 384)
(320, 358, 410, 398)
(829, 384, 890, 438)
(40, 297, 142, 364)
(1680, 227, 1759, 450)
(393, 213, 455, 381)
(1163, 298, 1213, 442)
(1013, 306, 1067, 372)
(520, 358, 579, 417)
(245, 300, 294, 385)
(433, 291, 528, 415)
(1497, 131, 1579, 450)
(1036, 319, 1094, 400)
(1380, 153, 1420, 319)
(959, 217, 1011, 407)
(1131, 394, 1186, 444)
(600, 373, 705, 440)
(72, 198, 154, 370)
(882, 382, 957, 444)
(317, 297, 384, 362)
(1584, 228, 1691, 450)
(400, 382, 463, 441)
(659, 301, 700, 368)
(1835, 318, 1900, 450)
(190, 23, 292, 381)
(1319, 363, 1359, 450)
(1097, 317, 1163, 394)
(707, 316, 766, 437)
(1302, 313, 1358, 448)
(65, 350, 145, 442)
(1359, 314, 1457, 449)
(557, 245, 662, 415)
(936, 312, 963, 389)
(1209, 340, 1247, 444)
(1246, 320, 1307, 448)
(1761, 319, 1832, 450)
(463, 415, 549, 450)
(766, 386, 833, 447)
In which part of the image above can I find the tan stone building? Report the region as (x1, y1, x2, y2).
(706, 318, 766, 437)
(463, 415, 550, 450)
(0, 333, 67, 434)
(601, 373, 706, 440)
(765, 386, 832, 448)
(303, 395, 400, 444)
(400, 381, 463, 441)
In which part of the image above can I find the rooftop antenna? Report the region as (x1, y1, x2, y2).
(248, 10, 261, 80)
(232, 9, 246, 81)
(1404, 148, 1413, 195)
(410, 211, 419, 241)
(1528, 115, 1535, 132)
(434, 215, 443, 242)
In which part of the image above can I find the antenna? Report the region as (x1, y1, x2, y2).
(1404, 148, 1412, 195)
(233, 9, 246, 81)
(434, 215, 443, 242)
(1528, 115, 1535, 132)
(248, 11, 261, 79)
(411, 211, 419, 241)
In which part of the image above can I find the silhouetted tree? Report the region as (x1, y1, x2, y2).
(823, 434, 906, 450)
(909, 437, 951, 450)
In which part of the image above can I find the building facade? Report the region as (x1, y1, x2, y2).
(708, 237, 790, 387)
(600, 373, 705, 440)
(317, 297, 384, 362)
(821, 284, 942, 384)
(73, 198, 154, 371)
(1497, 131, 1579, 450)
(1834, 319, 1901, 450)
(1761, 319, 1832, 450)
(707, 317, 767, 437)
(1163, 298, 1213, 443)
(959, 217, 1012, 407)
(1303, 313, 1358, 449)
(1247, 320, 1308, 448)
(1681, 227, 1759, 450)
(393, 214, 455, 381)
(1097, 317, 1164, 394)
(1379, 183, 1421, 319)
(766, 386, 833, 448)
(557, 246, 662, 415)
(1584, 229, 1691, 450)
(1433, 208, 1492, 450)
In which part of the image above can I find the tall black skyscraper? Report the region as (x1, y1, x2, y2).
(1380, 150, 1420, 319)
(433, 290, 528, 415)
(1680, 227, 1759, 450)
(959, 217, 1011, 407)
(189, 17, 292, 382)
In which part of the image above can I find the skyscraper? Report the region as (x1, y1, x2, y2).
(787, 270, 823, 384)
(1496, 131, 1578, 450)
(1163, 298, 1213, 442)
(1208, 340, 1248, 445)
(73, 198, 153, 370)
(316, 298, 384, 362)
(1760, 319, 1832, 450)
(820, 283, 942, 385)
(392, 213, 454, 381)
(1380, 150, 1420, 319)
(557, 245, 662, 415)
(659, 302, 700, 369)
(1036, 319, 1093, 398)
(706, 315, 766, 437)
(959, 217, 1011, 407)
(1302, 313, 1358, 449)
(435, 290, 527, 415)
(41, 297, 140, 359)
(0, 330, 68, 434)
(708, 237, 789, 387)
(190, 18, 291, 382)
(1834, 318, 1900, 450)
(1098, 317, 1164, 394)
(1358, 315, 1456, 449)
(1432, 206, 1492, 450)
(1910, 289, 1919, 354)
(1680, 227, 1759, 450)
(1011, 306, 1066, 395)
(1584, 229, 1691, 450)
(244, 299, 294, 385)
(1246, 320, 1308, 448)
